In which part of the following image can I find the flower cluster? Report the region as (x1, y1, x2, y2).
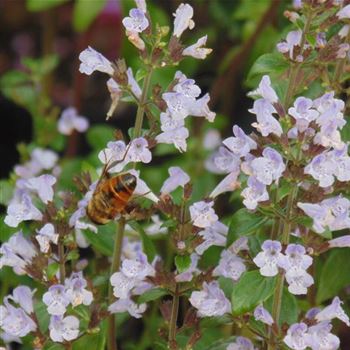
(109, 239, 155, 318)
(284, 297, 349, 350)
(43, 272, 92, 342)
(253, 241, 314, 295)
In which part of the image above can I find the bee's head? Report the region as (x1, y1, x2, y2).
(121, 173, 137, 192)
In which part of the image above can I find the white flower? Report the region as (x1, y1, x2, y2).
(108, 298, 147, 318)
(122, 8, 149, 33)
(195, 221, 228, 255)
(79, 46, 114, 76)
(254, 305, 274, 326)
(248, 75, 278, 104)
(189, 201, 218, 228)
(49, 315, 79, 343)
(183, 35, 212, 59)
(36, 223, 59, 253)
(57, 107, 89, 135)
(42, 285, 70, 316)
(20, 174, 56, 204)
(213, 250, 246, 281)
(315, 297, 350, 326)
(156, 126, 189, 152)
(253, 240, 282, 277)
(65, 272, 93, 307)
(173, 3, 194, 38)
(209, 171, 240, 198)
(337, 4, 350, 19)
(160, 166, 190, 194)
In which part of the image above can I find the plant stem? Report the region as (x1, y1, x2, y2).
(133, 67, 153, 139)
(58, 239, 65, 284)
(268, 185, 299, 350)
(168, 285, 180, 346)
(107, 218, 126, 350)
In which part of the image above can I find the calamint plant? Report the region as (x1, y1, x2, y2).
(0, 0, 349, 350)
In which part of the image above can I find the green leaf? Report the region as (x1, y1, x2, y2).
(73, 0, 107, 32)
(175, 255, 191, 273)
(265, 287, 298, 326)
(128, 221, 156, 262)
(22, 54, 59, 76)
(276, 179, 292, 203)
(246, 53, 289, 85)
(231, 270, 276, 316)
(47, 262, 59, 280)
(35, 301, 50, 332)
(82, 224, 115, 256)
(26, 0, 68, 11)
(0, 180, 14, 206)
(227, 208, 268, 246)
(137, 288, 168, 304)
(72, 320, 107, 350)
(316, 249, 350, 303)
(86, 125, 115, 150)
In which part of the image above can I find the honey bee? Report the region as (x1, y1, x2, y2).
(87, 169, 137, 225)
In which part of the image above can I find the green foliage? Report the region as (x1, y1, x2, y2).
(26, 0, 68, 11)
(82, 224, 116, 256)
(137, 288, 168, 304)
(73, 0, 107, 32)
(316, 249, 350, 303)
(227, 208, 269, 246)
(231, 270, 276, 316)
(87, 125, 116, 151)
(175, 254, 192, 273)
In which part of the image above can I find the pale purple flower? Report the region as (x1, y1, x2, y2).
(213, 250, 246, 281)
(159, 110, 185, 132)
(36, 223, 59, 253)
(241, 176, 269, 210)
(121, 251, 155, 280)
(314, 120, 345, 150)
(182, 35, 212, 59)
(331, 146, 350, 182)
(226, 337, 255, 350)
(127, 137, 152, 164)
(339, 24, 350, 38)
(284, 269, 314, 295)
(135, 0, 146, 12)
(122, 8, 149, 33)
(106, 78, 122, 118)
(57, 107, 89, 135)
(209, 171, 240, 198)
(10, 286, 35, 315)
(110, 272, 139, 299)
(336, 43, 350, 58)
(79, 46, 114, 76)
(328, 235, 350, 248)
(254, 305, 274, 326)
(156, 126, 189, 152)
(316, 297, 349, 326)
(288, 97, 319, 132)
(304, 153, 335, 188)
(248, 75, 278, 104)
(0, 232, 36, 275)
(305, 321, 340, 350)
(49, 315, 79, 342)
(126, 67, 142, 98)
(5, 191, 42, 227)
(278, 244, 313, 271)
(172, 3, 194, 38)
(174, 71, 201, 98)
(203, 129, 221, 150)
(145, 215, 167, 236)
(251, 147, 285, 185)
(305, 307, 321, 320)
(160, 166, 190, 194)
(195, 221, 228, 255)
(249, 99, 282, 137)
(298, 196, 350, 233)
(14, 148, 58, 179)
(98, 140, 127, 165)
(24, 174, 56, 204)
(0, 302, 36, 338)
(213, 146, 241, 174)
(189, 281, 231, 317)
(42, 285, 70, 315)
(189, 93, 216, 122)
(175, 253, 200, 282)
(65, 272, 93, 307)
(190, 201, 218, 228)
(277, 30, 302, 59)
(223, 125, 257, 158)
(283, 323, 308, 350)
(108, 298, 147, 318)
(316, 32, 327, 49)
(162, 92, 191, 120)
(230, 237, 249, 254)
(253, 240, 282, 277)
(337, 5, 350, 19)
